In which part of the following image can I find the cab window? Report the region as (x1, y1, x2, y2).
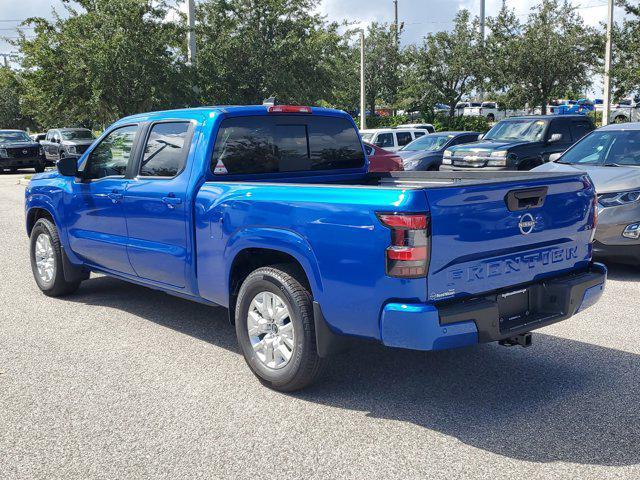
(396, 131, 413, 146)
(375, 133, 394, 148)
(140, 122, 190, 177)
(82, 125, 138, 180)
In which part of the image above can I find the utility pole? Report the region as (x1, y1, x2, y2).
(479, 0, 486, 101)
(187, 0, 196, 64)
(360, 29, 366, 130)
(394, 0, 399, 47)
(602, 0, 614, 126)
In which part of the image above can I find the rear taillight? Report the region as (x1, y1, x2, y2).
(592, 193, 598, 243)
(267, 105, 312, 114)
(377, 213, 430, 278)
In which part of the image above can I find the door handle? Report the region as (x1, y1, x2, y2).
(162, 196, 182, 209)
(108, 191, 124, 203)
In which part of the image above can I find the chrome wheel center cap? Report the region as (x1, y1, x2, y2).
(246, 291, 294, 369)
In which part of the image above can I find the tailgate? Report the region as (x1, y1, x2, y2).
(424, 174, 596, 302)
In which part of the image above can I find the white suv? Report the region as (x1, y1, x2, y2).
(360, 128, 429, 152)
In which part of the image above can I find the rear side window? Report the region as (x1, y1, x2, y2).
(140, 122, 190, 177)
(375, 133, 394, 148)
(396, 131, 413, 146)
(413, 131, 425, 138)
(212, 115, 364, 175)
(571, 121, 593, 142)
(548, 120, 572, 142)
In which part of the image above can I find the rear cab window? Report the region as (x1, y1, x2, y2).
(211, 115, 365, 175)
(374, 133, 394, 149)
(396, 131, 413, 146)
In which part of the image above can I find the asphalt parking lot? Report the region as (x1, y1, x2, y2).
(1, 172, 639, 479)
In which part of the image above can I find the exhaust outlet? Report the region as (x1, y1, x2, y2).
(499, 332, 532, 348)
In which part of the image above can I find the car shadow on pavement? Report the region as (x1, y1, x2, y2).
(69, 275, 639, 468)
(601, 261, 640, 282)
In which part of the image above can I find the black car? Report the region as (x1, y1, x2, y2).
(440, 115, 595, 171)
(0, 130, 46, 173)
(396, 131, 481, 171)
(41, 128, 95, 164)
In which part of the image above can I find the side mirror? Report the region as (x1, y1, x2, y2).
(548, 152, 562, 162)
(57, 156, 78, 176)
(478, 134, 484, 141)
(548, 133, 563, 143)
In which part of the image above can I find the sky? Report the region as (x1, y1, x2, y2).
(0, 0, 624, 93)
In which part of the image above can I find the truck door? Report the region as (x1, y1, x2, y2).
(123, 121, 194, 289)
(66, 124, 140, 275)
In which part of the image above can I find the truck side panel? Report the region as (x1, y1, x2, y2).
(195, 183, 430, 340)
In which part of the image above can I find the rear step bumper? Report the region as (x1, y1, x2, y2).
(380, 262, 607, 351)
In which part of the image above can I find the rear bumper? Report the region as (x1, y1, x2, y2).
(593, 241, 640, 264)
(380, 262, 607, 351)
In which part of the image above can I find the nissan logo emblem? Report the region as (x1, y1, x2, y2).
(518, 213, 536, 235)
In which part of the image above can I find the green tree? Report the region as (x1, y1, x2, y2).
(401, 10, 482, 117)
(0, 67, 35, 130)
(486, 0, 599, 113)
(194, 0, 349, 106)
(612, 0, 640, 99)
(16, 0, 190, 129)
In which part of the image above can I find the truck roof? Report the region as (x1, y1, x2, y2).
(506, 114, 590, 121)
(114, 105, 352, 125)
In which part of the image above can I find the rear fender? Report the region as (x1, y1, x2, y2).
(224, 226, 324, 300)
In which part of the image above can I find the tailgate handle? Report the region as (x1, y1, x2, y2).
(505, 187, 548, 211)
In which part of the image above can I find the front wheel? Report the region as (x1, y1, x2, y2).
(235, 265, 326, 391)
(30, 218, 81, 296)
(34, 162, 45, 173)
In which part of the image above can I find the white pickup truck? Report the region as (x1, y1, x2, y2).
(610, 98, 640, 123)
(462, 102, 524, 122)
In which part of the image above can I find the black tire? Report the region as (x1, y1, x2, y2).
(29, 218, 81, 296)
(614, 115, 627, 124)
(487, 113, 495, 122)
(235, 265, 327, 391)
(34, 162, 45, 173)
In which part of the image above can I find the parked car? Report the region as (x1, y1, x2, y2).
(434, 103, 450, 115)
(397, 131, 481, 171)
(454, 101, 481, 116)
(609, 97, 640, 124)
(534, 123, 640, 264)
(0, 129, 46, 173)
(441, 115, 595, 171)
(396, 123, 435, 134)
(363, 142, 403, 172)
(360, 128, 428, 152)
(41, 128, 95, 164)
(462, 101, 525, 122)
(26, 105, 605, 391)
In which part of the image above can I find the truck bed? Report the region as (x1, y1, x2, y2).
(364, 170, 582, 189)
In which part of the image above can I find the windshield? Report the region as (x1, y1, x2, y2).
(0, 131, 31, 143)
(61, 130, 94, 140)
(484, 119, 547, 142)
(401, 134, 452, 152)
(557, 130, 640, 167)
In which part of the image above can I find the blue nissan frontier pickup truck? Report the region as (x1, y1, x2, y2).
(25, 105, 606, 391)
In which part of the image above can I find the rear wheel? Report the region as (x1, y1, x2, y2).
(235, 265, 326, 391)
(614, 115, 627, 124)
(34, 162, 45, 173)
(30, 218, 81, 296)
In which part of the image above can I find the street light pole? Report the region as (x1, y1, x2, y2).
(479, 0, 485, 101)
(360, 29, 366, 130)
(187, 0, 197, 64)
(602, 0, 614, 126)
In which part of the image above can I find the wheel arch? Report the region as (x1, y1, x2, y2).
(225, 228, 324, 324)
